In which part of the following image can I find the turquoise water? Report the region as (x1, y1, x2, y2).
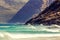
(0, 24, 60, 34)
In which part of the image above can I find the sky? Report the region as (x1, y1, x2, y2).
(0, 0, 29, 23)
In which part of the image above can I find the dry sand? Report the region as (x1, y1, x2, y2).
(17, 37, 60, 40)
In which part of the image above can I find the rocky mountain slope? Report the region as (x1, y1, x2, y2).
(25, 0, 60, 25)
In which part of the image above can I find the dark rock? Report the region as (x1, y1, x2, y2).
(25, 0, 60, 25)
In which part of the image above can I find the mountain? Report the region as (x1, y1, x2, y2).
(0, 0, 54, 23)
(25, 0, 60, 25)
(8, 0, 54, 23)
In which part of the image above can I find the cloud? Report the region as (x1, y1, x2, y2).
(0, 0, 29, 23)
(0, 0, 29, 13)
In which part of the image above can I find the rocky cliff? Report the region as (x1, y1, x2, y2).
(25, 0, 60, 25)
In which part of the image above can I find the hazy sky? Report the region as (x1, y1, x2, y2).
(0, 0, 29, 23)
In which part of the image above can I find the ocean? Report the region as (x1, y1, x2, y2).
(0, 24, 60, 40)
(0, 24, 60, 34)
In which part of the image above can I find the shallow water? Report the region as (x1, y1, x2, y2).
(0, 24, 60, 34)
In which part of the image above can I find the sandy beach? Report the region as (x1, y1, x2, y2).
(16, 37, 60, 40)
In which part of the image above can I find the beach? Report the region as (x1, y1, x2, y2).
(0, 32, 60, 40)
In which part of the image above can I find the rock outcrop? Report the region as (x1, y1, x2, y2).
(25, 0, 60, 25)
